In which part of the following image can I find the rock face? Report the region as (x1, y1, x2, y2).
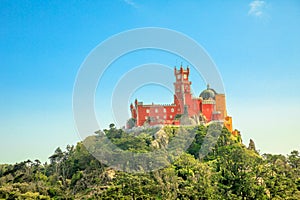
(179, 110, 205, 126)
(151, 128, 169, 149)
(105, 168, 115, 181)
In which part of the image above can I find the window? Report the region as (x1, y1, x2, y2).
(171, 108, 174, 112)
(155, 108, 158, 113)
(146, 109, 149, 113)
(183, 74, 187, 79)
(156, 116, 159, 119)
(163, 108, 166, 113)
(163, 115, 166, 119)
(170, 115, 173, 119)
(145, 116, 148, 120)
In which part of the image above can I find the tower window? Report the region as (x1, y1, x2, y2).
(171, 108, 174, 112)
(146, 109, 149, 113)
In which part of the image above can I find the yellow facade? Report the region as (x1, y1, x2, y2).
(224, 116, 233, 132)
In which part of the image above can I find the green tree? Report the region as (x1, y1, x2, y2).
(214, 145, 268, 199)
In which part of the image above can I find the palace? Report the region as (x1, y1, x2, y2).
(128, 66, 235, 134)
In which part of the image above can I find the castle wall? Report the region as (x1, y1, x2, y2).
(215, 94, 227, 119)
(187, 98, 201, 116)
(202, 101, 215, 122)
(224, 116, 233, 132)
(129, 66, 231, 128)
(135, 104, 179, 126)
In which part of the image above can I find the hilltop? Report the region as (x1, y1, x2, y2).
(0, 125, 299, 199)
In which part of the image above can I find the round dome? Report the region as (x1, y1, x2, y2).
(199, 84, 217, 100)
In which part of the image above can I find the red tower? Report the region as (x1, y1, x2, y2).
(173, 66, 191, 113)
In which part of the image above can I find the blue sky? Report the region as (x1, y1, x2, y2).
(1, 0, 300, 163)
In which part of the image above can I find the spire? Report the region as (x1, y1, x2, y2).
(207, 83, 210, 89)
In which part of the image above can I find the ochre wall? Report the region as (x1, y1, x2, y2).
(215, 94, 227, 120)
(224, 116, 233, 132)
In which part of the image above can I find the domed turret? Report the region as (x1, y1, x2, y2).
(199, 84, 217, 100)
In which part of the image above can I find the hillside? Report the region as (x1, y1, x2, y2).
(0, 124, 299, 199)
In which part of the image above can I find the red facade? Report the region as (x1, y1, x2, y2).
(129, 66, 225, 128)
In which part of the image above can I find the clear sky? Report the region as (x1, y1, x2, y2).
(1, 0, 300, 163)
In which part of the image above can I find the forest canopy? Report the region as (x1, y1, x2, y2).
(0, 124, 299, 199)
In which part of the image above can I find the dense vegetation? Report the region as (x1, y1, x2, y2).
(0, 124, 299, 199)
